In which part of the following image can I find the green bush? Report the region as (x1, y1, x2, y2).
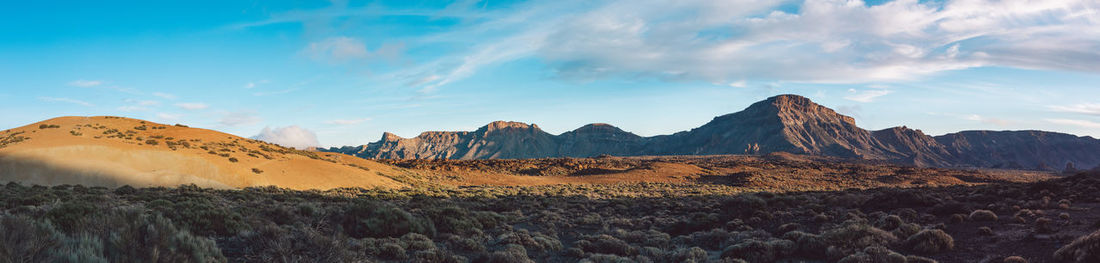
(969, 210, 999, 221)
(338, 201, 435, 238)
(47, 200, 97, 233)
(1055, 229, 1100, 262)
(0, 215, 66, 262)
(905, 229, 954, 255)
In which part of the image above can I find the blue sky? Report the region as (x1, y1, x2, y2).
(2, 0, 1099, 148)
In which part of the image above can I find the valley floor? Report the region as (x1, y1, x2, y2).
(1, 163, 1099, 262)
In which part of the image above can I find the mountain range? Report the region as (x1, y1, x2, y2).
(327, 94, 1100, 171)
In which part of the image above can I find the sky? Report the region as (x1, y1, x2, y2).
(2, 0, 1099, 149)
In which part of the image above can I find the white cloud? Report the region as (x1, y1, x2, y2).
(244, 80, 268, 89)
(152, 92, 177, 100)
(843, 88, 892, 103)
(1047, 119, 1100, 129)
(287, 0, 1100, 91)
(323, 118, 372, 125)
(39, 97, 93, 107)
(303, 36, 369, 61)
(175, 103, 209, 110)
(251, 126, 321, 149)
(219, 112, 261, 127)
(728, 80, 748, 88)
(1050, 103, 1100, 116)
(68, 80, 103, 87)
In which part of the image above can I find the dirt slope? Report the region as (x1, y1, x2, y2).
(0, 116, 407, 190)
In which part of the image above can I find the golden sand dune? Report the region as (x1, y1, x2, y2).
(0, 116, 406, 190)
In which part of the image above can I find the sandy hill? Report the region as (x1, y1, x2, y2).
(0, 116, 407, 190)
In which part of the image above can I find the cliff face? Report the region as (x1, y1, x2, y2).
(327, 95, 1100, 171)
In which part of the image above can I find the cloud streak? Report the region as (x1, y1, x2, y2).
(39, 97, 94, 107)
(1050, 103, 1100, 116)
(251, 126, 320, 149)
(268, 0, 1100, 91)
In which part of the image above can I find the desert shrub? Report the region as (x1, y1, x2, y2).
(444, 234, 487, 252)
(577, 235, 636, 256)
(481, 244, 534, 263)
(251, 168, 263, 174)
(87, 208, 225, 262)
(580, 253, 633, 263)
(1003, 256, 1028, 263)
(149, 199, 247, 236)
(496, 229, 562, 253)
(1055, 229, 1100, 262)
(685, 228, 732, 250)
(0, 215, 66, 262)
(949, 214, 966, 223)
(403, 233, 437, 251)
(668, 247, 707, 262)
(782, 231, 827, 258)
(969, 210, 999, 221)
(228, 157, 238, 163)
(891, 223, 922, 240)
(144, 140, 158, 145)
(838, 246, 907, 263)
(667, 212, 721, 236)
(721, 239, 775, 263)
(338, 201, 435, 238)
(875, 215, 904, 231)
(1035, 217, 1054, 233)
(113, 185, 136, 195)
(229, 223, 357, 262)
(425, 205, 487, 235)
(978, 226, 994, 236)
(905, 229, 954, 255)
(906, 255, 938, 263)
(823, 223, 898, 250)
(47, 200, 97, 233)
(615, 229, 670, 248)
(380, 243, 409, 260)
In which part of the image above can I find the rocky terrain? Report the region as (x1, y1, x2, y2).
(328, 95, 1100, 171)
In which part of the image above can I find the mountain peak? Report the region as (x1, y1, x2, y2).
(381, 132, 403, 141)
(751, 94, 856, 125)
(481, 121, 538, 132)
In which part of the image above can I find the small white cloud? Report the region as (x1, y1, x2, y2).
(304, 36, 369, 61)
(175, 103, 209, 110)
(1047, 119, 1100, 129)
(152, 92, 177, 100)
(728, 80, 748, 88)
(1050, 103, 1100, 116)
(219, 112, 261, 127)
(843, 88, 892, 103)
(244, 80, 268, 89)
(960, 114, 1012, 126)
(39, 97, 93, 107)
(68, 80, 103, 87)
(323, 118, 372, 125)
(251, 126, 320, 149)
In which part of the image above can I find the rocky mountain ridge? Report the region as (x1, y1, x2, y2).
(327, 95, 1100, 171)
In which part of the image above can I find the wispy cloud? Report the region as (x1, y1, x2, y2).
(323, 118, 372, 125)
(175, 102, 209, 110)
(152, 92, 177, 100)
(843, 87, 892, 103)
(255, 0, 1100, 91)
(1047, 118, 1100, 129)
(68, 80, 103, 87)
(219, 111, 261, 127)
(39, 97, 94, 107)
(1050, 103, 1100, 116)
